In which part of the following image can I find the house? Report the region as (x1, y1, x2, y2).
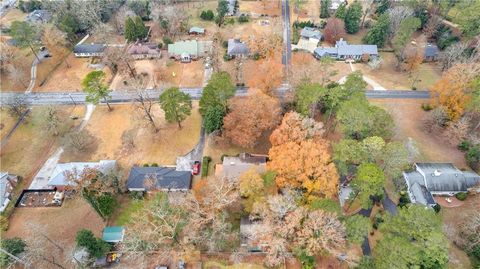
(403, 163, 480, 207)
(0, 172, 18, 212)
(74, 44, 107, 57)
(314, 38, 378, 61)
(47, 160, 116, 190)
(329, 0, 346, 12)
(25, 10, 51, 23)
(189, 27, 205, 35)
(227, 39, 249, 58)
(216, 153, 267, 179)
(127, 42, 161, 59)
(300, 27, 322, 42)
(167, 40, 213, 62)
(102, 226, 125, 243)
(126, 166, 192, 192)
(424, 44, 439, 62)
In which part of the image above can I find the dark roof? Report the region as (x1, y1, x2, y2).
(26, 10, 51, 22)
(126, 166, 192, 190)
(410, 182, 436, 205)
(300, 27, 322, 40)
(424, 44, 439, 57)
(73, 44, 106, 54)
(227, 39, 249, 56)
(415, 163, 479, 192)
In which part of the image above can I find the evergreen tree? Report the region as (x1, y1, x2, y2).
(159, 87, 192, 129)
(344, 1, 363, 34)
(134, 16, 148, 41)
(335, 3, 347, 19)
(320, 0, 331, 18)
(362, 13, 390, 47)
(124, 17, 136, 42)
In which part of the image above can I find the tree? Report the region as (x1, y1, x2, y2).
(430, 63, 479, 121)
(63, 129, 96, 153)
(345, 215, 371, 244)
(199, 71, 235, 115)
(270, 111, 324, 146)
(392, 17, 421, 63)
(337, 95, 394, 140)
(456, 211, 480, 259)
(204, 106, 225, 133)
(223, 93, 281, 148)
(375, 0, 390, 15)
(387, 6, 414, 41)
(239, 168, 265, 212)
(246, 58, 283, 95)
(76, 229, 111, 258)
(351, 163, 386, 208)
(403, 47, 424, 88)
(344, 1, 362, 34)
(324, 18, 346, 44)
(295, 82, 325, 117)
(455, 1, 480, 39)
(335, 3, 347, 19)
(113, 5, 135, 34)
(320, 0, 331, 18)
(6, 95, 29, 119)
(82, 71, 112, 111)
(124, 17, 136, 42)
(124, 16, 148, 42)
(135, 89, 158, 132)
(43, 106, 61, 136)
(374, 205, 449, 269)
(268, 140, 339, 198)
(360, 0, 374, 28)
(0, 237, 26, 267)
(103, 46, 136, 77)
(381, 141, 409, 178)
(10, 21, 40, 61)
(128, 0, 150, 20)
(216, 0, 229, 26)
(362, 13, 389, 47)
(159, 87, 192, 129)
(200, 10, 215, 21)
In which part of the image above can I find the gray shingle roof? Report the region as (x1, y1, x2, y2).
(314, 38, 378, 58)
(126, 166, 192, 191)
(416, 163, 475, 192)
(227, 39, 249, 56)
(424, 44, 439, 57)
(26, 10, 51, 23)
(74, 44, 106, 54)
(410, 182, 435, 205)
(301, 27, 322, 40)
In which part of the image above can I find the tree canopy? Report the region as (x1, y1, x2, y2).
(374, 205, 449, 269)
(344, 1, 362, 34)
(362, 13, 389, 47)
(76, 229, 111, 258)
(82, 70, 112, 110)
(199, 71, 235, 115)
(124, 16, 148, 42)
(351, 163, 386, 208)
(159, 87, 192, 129)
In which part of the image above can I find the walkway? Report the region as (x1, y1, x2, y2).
(348, 61, 386, 91)
(28, 104, 96, 189)
(25, 50, 50, 94)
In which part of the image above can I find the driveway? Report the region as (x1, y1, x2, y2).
(25, 49, 50, 93)
(176, 124, 205, 172)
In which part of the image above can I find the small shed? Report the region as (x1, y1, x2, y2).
(189, 27, 205, 35)
(102, 226, 125, 243)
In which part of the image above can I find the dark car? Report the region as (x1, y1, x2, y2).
(192, 161, 201, 175)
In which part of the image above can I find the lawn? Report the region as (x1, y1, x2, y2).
(239, 0, 282, 17)
(291, 51, 353, 85)
(0, 110, 18, 140)
(114, 197, 145, 226)
(0, 105, 85, 180)
(370, 99, 467, 168)
(35, 54, 112, 92)
(35, 47, 72, 89)
(0, 46, 34, 92)
(0, 8, 26, 28)
(356, 52, 442, 90)
(61, 103, 202, 177)
(204, 261, 266, 269)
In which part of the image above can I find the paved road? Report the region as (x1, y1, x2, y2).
(281, 0, 291, 68)
(0, 88, 430, 106)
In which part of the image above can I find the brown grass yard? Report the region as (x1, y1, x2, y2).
(61, 103, 201, 178)
(239, 0, 282, 17)
(356, 52, 442, 90)
(0, 109, 17, 140)
(370, 99, 467, 168)
(35, 54, 112, 92)
(0, 46, 34, 92)
(4, 197, 104, 266)
(0, 106, 85, 181)
(35, 47, 72, 88)
(0, 8, 26, 28)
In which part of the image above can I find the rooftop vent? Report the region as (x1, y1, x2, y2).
(433, 169, 442, 177)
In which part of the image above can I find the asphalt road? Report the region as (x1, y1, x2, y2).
(0, 88, 430, 106)
(281, 0, 291, 67)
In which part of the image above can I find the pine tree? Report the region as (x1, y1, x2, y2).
(320, 0, 331, 18)
(124, 17, 136, 42)
(344, 1, 363, 34)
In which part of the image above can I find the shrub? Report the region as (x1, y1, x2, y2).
(262, 171, 276, 187)
(158, 42, 163, 49)
(293, 20, 315, 29)
(223, 53, 232, 61)
(200, 10, 215, 21)
(421, 103, 433, 111)
(433, 203, 441, 213)
(162, 36, 173, 45)
(129, 191, 144, 200)
(372, 213, 384, 229)
(455, 192, 468, 201)
(222, 40, 228, 48)
(309, 198, 341, 214)
(252, 52, 261, 60)
(466, 145, 480, 172)
(458, 141, 471, 151)
(294, 248, 315, 269)
(76, 229, 111, 258)
(0, 237, 26, 266)
(143, 163, 150, 167)
(412, 86, 417, 91)
(201, 156, 212, 177)
(398, 192, 411, 208)
(238, 14, 249, 23)
(151, 163, 159, 167)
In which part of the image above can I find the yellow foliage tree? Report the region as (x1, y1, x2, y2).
(239, 168, 264, 198)
(268, 140, 339, 198)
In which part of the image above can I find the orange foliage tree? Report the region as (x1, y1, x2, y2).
(246, 57, 284, 95)
(223, 93, 282, 148)
(269, 111, 325, 146)
(430, 63, 479, 121)
(268, 140, 339, 198)
(324, 18, 346, 44)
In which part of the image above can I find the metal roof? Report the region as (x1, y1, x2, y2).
(47, 160, 116, 186)
(102, 226, 125, 243)
(126, 166, 192, 190)
(189, 27, 205, 34)
(424, 44, 439, 57)
(73, 44, 106, 54)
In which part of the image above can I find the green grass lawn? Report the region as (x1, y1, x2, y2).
(114, 198, 145, 226)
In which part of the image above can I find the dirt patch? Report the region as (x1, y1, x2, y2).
(239, 0, 281, 17)
(4, 197, 104, 266)
(293, 0, 320, 23)
(435, 196, 464, 208)
(370, 99, 467, 168)
(35, 54, 112, 92)
(356, 52, 442, 90)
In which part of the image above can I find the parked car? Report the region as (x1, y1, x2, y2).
(192, 161, 201, 175)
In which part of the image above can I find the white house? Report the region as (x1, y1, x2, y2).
(0, 172, 18, 212)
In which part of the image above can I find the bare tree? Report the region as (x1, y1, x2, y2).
(6, 95, 30, 119)
(438, 42, 469, 71)
(103, 47, 136, 77)
(63, 129, 96, 152)
(134, 89, 158, 132)
(388, 6, 414, 41)
(152, 4, 189, 39)
(42, 106, 61, 136)
(361, 0, 375, 28)
(0, 42, 17, 73)
(24, 223, 70, 269)
(113, 5, 135, 34)
(90, 23, 114, 44)
(7, 65, 28, 88)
